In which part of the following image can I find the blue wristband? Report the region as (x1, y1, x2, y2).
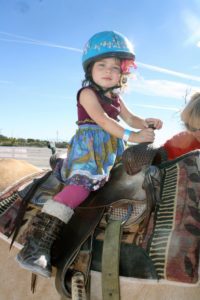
(123, 129, 132, 142)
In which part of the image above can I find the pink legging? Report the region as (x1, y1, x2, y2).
(53, 185, 90, 209)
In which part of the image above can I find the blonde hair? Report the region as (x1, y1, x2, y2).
(181, 92, 200, 129)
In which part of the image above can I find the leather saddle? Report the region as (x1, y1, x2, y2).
(52, 161, 162, 298)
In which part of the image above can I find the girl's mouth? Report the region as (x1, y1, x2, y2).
(102, 77, 112, 80)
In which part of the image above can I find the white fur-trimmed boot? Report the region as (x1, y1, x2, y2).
(16, 199, 73, 277)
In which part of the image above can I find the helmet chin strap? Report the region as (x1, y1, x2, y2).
(89, 79, 121, 104)
(91, 78, 120, 93)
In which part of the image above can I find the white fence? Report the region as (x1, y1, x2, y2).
(0, 146, 66, 168)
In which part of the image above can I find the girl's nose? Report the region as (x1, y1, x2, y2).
(105, 67, 112, 73)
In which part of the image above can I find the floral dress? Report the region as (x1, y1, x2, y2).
(55, 86, 125, 191)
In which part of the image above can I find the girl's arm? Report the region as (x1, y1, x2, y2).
(119, 98, 163, 130)
(79, 88, 155, 143)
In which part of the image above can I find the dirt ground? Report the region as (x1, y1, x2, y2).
(0, 239, 63, 300)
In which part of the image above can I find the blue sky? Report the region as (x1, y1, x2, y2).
(0, 0, 200, 146)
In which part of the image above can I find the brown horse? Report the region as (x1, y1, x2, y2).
(0, 158, 59, 300)
(0, 157, 199, 300)
(0, 158, 41, 191)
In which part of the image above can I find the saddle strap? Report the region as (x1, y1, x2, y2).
(102, 220, 122, 300)
(54, 206, 105, 298)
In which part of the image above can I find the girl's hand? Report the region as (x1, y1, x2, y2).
(145, 118, 163, 130)
(129, 128, 155, 143)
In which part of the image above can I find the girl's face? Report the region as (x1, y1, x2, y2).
(91, 57, 121, 90)
(191, 130, 200, 142)
(185, 123, 200, 142)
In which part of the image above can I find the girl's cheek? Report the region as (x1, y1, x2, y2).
(193, 132, 200, 140)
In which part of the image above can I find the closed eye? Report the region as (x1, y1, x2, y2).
(97, 62, 105, 67)
(112, 66, 121, 72)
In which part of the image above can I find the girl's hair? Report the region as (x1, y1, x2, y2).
(82, 61, 95, 87)
(82, 59, 129, 90)
(181, 92, 200, 129)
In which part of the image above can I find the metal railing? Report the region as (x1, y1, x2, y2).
(0, 146, 66, 168)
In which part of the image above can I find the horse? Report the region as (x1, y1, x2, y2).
(0, 151, 200, 300)
(0, 158, 59, 300)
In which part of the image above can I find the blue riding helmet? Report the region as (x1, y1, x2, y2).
(82, 31, 135, 72)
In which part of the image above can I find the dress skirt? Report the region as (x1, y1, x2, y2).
(55, 124, 125, 191)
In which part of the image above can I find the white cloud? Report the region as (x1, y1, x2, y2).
(197, 41, 200, 47)
(128, 77, 200, 100)
(0, 80, 13, 85)
(137, 62, 200, 82)
(192, 64, 200, 69)
(0, 31, 82, 52)
(133, 103, 179, 112)
(182, 10, 200, 45)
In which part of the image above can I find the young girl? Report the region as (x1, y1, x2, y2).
(16, 31, 163, 277)
(163, 92, 200, 160)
